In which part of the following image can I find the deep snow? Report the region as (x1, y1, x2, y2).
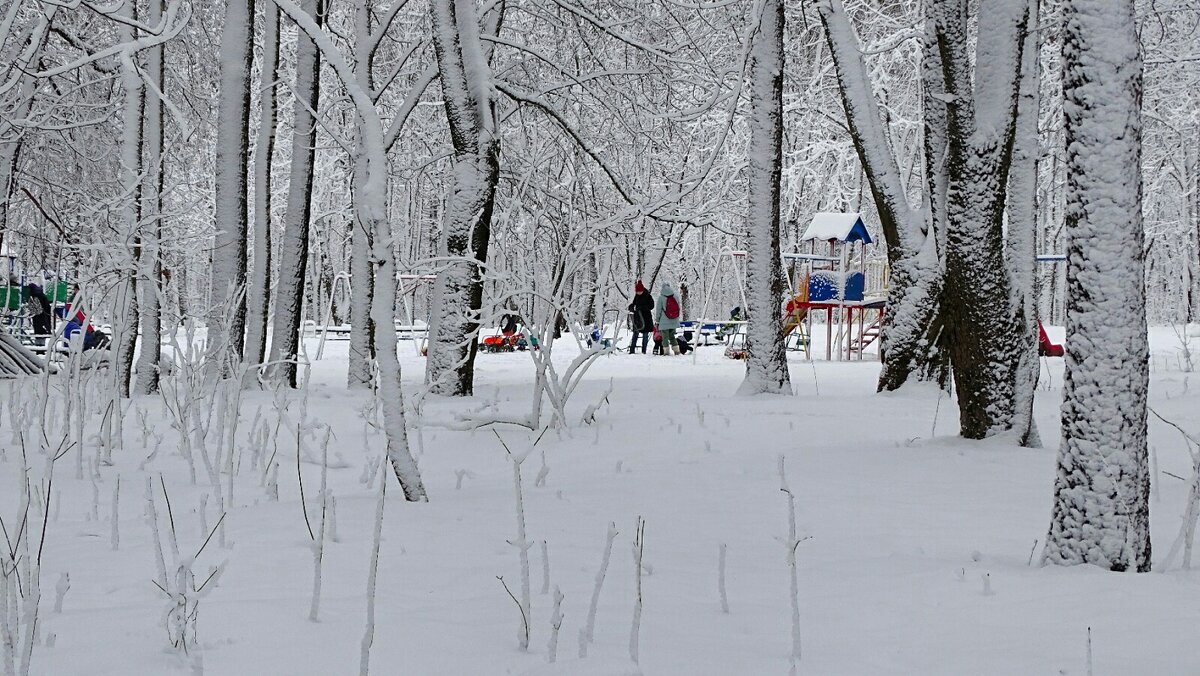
(3, 326, 1200, 675)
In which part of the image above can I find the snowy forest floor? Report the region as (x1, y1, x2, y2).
(4, 326, 1200, 675)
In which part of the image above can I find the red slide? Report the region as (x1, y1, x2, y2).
(1038, 321, 1064, 357)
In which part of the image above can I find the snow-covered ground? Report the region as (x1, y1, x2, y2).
(4, 326, 1200, 675)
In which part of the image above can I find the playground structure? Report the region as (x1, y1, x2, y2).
(695, 213, 888, 361)
(2, 254, 78, 360)
(784, 212, 888, 361)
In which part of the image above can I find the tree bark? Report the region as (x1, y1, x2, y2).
(426, 0, 502, 397)
(0, 142, 18, 256)
(245, 0, 280, 380)
(135, 0, 166, 396)
(115, 2, 144, 398)
(268, 0, 323, 388)
(933, 0, 1029, 439)
(1043, 0, 1150, 572)
(1005, 0, 1043, 447)
(737, 0, 790, 396)
(817, 0, 948, 392)
(210, 0, 256, 376)
(348, 0, 376, 390)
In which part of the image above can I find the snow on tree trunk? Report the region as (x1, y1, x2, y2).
(348, 154, 376, 389)
(0, 142, 18, 256)
(1189, 124, 1200, 324)
(736, 0, 791, 396)
(135, 0, 166, 396)
(817, 0, 947, 393)
(1005, 0, 1043, 448)
(210, 0, 256, 376)
(348, 0, 375, 390)
(271, 0, 427, 500)
(245, 0, 280, 378)
(269, 0, 323, 388)
(115, 6, 144, 398)
(426, 0, 502, 397)
(933, 0, 1029, 439)
(1043, 0, 1150, 572)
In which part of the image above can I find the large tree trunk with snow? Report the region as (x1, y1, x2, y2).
(245, 0, 280, 379)
(933, 0, 1028, 439)
(134, 0, 166, 396)
(425, 0, 501, 397)
(737, 0, 790, 396)
(348, 0, 376, 390)
(1005, 0, 1043, 448)
(1043, 0, 1150, 572)
(115, 5, 144, 398)
(817, 0, 948, 393)
(209, 0, 256, 376)
(268, 0, 323, 388)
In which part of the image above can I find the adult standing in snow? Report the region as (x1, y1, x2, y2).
(654, 281, 683, 355)
(23, 282, 53, 337)
(627, 280, 654, 354)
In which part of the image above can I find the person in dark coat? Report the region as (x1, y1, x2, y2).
(627, 280, 654, 354)
(23, 283, 53, 337)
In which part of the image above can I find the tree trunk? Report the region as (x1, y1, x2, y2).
(245, 0, 280, 379)
(737, 0, 790, 396)
(933, 0, 1029, 439)
(348, 0, 376, 389)
(0, 142, 18, 256)
(818, 0, 948, 392)
(271, 0, 428, 499)
(426, 0, 501, 397)
(269, 0, 323, 388)
(115, 3, 144, 398)
(210, 0, 256, 376)
(1005, 0, 1043, 448)
(1043, 0, 1150, 572)
(135, 0, 166, 396)
(1189, 122, 1200, 324)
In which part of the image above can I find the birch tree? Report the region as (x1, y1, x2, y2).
(210, 0, 256, 375)
(1043, 0, 1150, 572)
(737, 0, 791, 396)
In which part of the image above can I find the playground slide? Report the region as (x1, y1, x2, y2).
(782, 294, 809, 336)
(1038, 321, 1064, 357)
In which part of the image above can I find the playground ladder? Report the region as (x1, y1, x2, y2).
(849, 315, 883, 356)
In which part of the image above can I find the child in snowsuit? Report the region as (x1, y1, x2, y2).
(60, 286, 110, 351)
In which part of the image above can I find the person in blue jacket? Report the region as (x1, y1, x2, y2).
(654, 282, 683, 356)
